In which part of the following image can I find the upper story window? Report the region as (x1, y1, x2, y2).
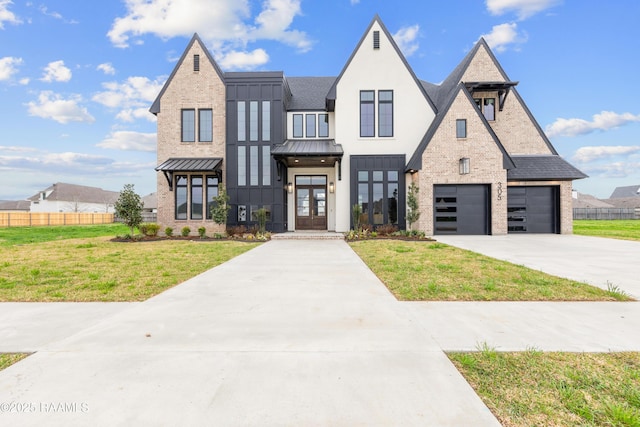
(456, 119, 467, 138)
(199, 109, 212, 142)
(181, 109, 195, 142)
(262, 101, 271, 141)
(360, 91, 375, 137)
(378, 90, 393, 137)
(249, 101, 259, 141)
(474, 97, 496, 121)
(237, 102, 246, 141)
(291, 113, 329, 139)
(237, 100, 270, 142)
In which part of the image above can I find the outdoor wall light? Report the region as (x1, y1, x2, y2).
(287, 182, 293, 193)
(459, 157, 470, 175)
(329, 182, 335, 193)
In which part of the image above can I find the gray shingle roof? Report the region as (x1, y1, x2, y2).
(507, 155, 587, 180)
(0, 200, 31, 211)
(28, 183, 120, 204)
(609, 185, 640, 198)
(287, 77, 336, 110)
(602, 197, 640, 208)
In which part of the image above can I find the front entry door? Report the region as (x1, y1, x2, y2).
(295, 176, 327, 230)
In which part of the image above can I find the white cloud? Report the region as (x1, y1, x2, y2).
(26, 91, 95, 124)
(93, 76, 164, 122)
(392, 25, 420, 58)
(486, 0, 562, 20)
(579, 161, 640, 179)
(0, 145, 37, 153)
(97, 63, 116, 75)
(546, 111, 640, 138)
(107, 0, 312, 67)
(97, 131, 156, 152)
(572, 146, 640, 163)
(0, 56, 22, 81)
(350, 0, 360, 4)
(0, 0, 21, 28)
(40, 60, 72, 82)
(218, 48, 269, 70)
(0, 152, 113, 172)
(481, 22, 527, 53)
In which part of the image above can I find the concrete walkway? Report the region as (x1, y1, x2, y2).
(0, 240, 499, 426)
(1, 235, 638, 425)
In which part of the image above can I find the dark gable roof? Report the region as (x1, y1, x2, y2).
(406, 83, 515, 172)
(287, 77, 337, 111)
(325, 15, 436, 114)
(150, 33, 224, 115)
(507, 155, 588, 180)
(609, 185, 640, 198)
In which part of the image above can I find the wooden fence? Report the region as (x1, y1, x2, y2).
(0, 212, 114, 227)
(573, 208, 639, 220)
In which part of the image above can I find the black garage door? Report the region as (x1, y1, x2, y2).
(434, 185, 490, 235)
(507, 186, 559, 233)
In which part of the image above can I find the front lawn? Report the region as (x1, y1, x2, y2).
(0, 237, 259, 301)
(0, 353, 29, 371)
(449, 348, 640, 426)
(0, 224, 130, 247)
(349, 240, 630, 301)
(573, 220, 640, 241)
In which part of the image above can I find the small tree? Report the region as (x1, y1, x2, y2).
(406, 183, 421, 230)
(114, 184, 143, 237)
(351, 204, 362, 231)
(255, 208, 267, 233)
(210, 184, 231, 226)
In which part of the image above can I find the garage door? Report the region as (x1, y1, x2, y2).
(507, 186, 559, 233)
(434, 185, 490, 235)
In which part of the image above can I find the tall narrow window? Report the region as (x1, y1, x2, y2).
(238, 146, 246, 186)
(250, 146, 259, 186)
(262, 146, 271, 186)
(378, 90, 393, 137)
(237, 102, 246, 142)
(293, 114, 303, 138)
(199, 109, 212, 142)
(191, 176, 203, 220)
(206, 175, 219, 220)
(318, 114, 329, 138)
(373, 31, 380, 49)
(358, 171, 369, 225)
(306, 114, 316, 138)
(360, 91, 375, 137)
(193, 54, 200, 72)
(483, 98, 495, 121)
(456, 119, 467, 138)
(262, 101, 271, 141)
(175, 175, 188, 220)
(249, 101, 258, 141)
(181, 109, 195, 142)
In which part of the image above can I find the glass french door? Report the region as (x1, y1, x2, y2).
(295, 176, 327, 230)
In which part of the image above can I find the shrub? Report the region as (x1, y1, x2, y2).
(139, 222, 160, 237)
(255, 208, 267, 233)
(213, 233, 225, 239)
(164, 227, 173, 237)
(247, 225, 259, 236)
(226, 225, 246, 238)
(198, 226, 207, 239)
(361, 223, 373, 233)
(181, 226, 191, 237)
(376, 224, 398, 236)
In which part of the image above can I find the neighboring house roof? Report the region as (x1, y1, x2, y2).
(0, 200, 31, 211)
(507, 155, 588, 180)
(572, 193, 614, 209)
(287, 77, 337, 110)
(325, 14, 437, 114)
(609, 185, 640, 198)
(406, 83, 515, 172)
(142, 192, 157, 210)
(602, 197, 640, 208)
(28, 182, 119, 205)
(150, 33, 224, 115)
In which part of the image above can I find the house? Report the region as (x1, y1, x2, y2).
(151, 15, 586, 235)
(609, 185, 640, 199)
(28, 182, 119, 213)
(0, 200, 31, 212)
(572, 192, 614, 209)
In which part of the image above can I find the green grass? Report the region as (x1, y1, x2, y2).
(574, 220, 640, 241)
(0, 236, 259, 301)
(0, 223, 130, 247)
(349, 240, 630, 301)
(0, 353, 29, 371)
(449, 349, 640, 427)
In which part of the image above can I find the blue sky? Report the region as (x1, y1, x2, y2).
(1, 0, 639, 200)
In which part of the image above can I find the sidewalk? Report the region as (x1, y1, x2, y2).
(0, 240, 499, 426)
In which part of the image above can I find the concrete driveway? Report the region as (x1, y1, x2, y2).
(434, 234, 640, 298)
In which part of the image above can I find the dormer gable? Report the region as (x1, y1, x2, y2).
(150, 33, 224, 115)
